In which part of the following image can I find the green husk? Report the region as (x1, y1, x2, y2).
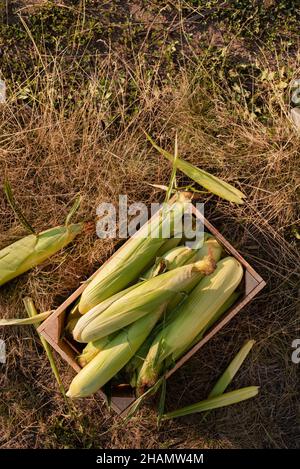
(128, 290, 239, 384)
(208, 339, 255, 398)
(138, 257, 243, 389)
(74, 281, 143, 341)
(0, 188, 82, 287)
(78, 192, 193, 314)
(165, 234, 223, 313)
(140, 245, 197, 280)
(156, 237, 182, 256)
(0, 310, 52, 326)
(4, 181, 35, 234)
(77, 334, 117, 367)
(174, 291, 240, 360)
(0, 224, 83, 287)
(161, 386, 259, 420)
(146, 133, 246, 204)
(67, 304, 168, 398)
(74, 255, 216, 343)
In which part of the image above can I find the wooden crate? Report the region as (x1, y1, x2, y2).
(38, 201, 265, 415)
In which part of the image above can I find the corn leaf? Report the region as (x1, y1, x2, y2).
(123, 377, 164, 423)
(209, 339, 255, 398)
(4, 180, 35, 233)
(161, 386, 259, 420)
(65, 195, 81, 227)
(146, 133, 246, 204)
(164, 133, 178, 204)
(0, 310, 52, 326)
(157, 375, 167, 426)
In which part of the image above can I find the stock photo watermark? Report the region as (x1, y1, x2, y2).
(0, 79, 6, 104)
(0, 339, 6, 364)
(291, 339, 300, 364)
(95, 196, 205, 246)
(291, 79, 300, 105)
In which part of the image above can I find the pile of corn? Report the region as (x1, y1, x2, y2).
(65, 195, 244, 399)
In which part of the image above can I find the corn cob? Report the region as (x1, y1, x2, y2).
(65, 302, 81, 335)
(140, 245, 197, 280)
(156, 236, 182, 256)
(77, 335, 116, 367)
(78, 193, 192, 314)
(137, 257, 243, 390)
(0, 224, 82, 287)
(67, 304, 168, 398)
(173, 290, 240, 361)
(166, 234, 222, 313)
(127, 290, 239, 387)
(73, 255, 216, 343)
(140, 232, 215, 281)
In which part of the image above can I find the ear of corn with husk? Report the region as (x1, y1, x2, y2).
(77, 333, 118, 367)
(67, 303, 168, 398)
(78, 192, 193, 314)
(155, 236, 182, 256)
(1, 186, 82, 287)
(165, 234, 223, 313)
(140, 245, 198, 280)
(127, 290, 239, 387)
(0, 224, 83, 287)
(74, 255, 216, 343)
(137, 257, 243, 390)
(79, 234, 222, 368)
(173, 290, 240, 361)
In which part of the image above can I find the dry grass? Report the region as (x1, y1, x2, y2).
(0, 1, 300, 449)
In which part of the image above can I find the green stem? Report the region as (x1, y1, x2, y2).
(4, 180, 35, 234)
(23, 297, 67, 401)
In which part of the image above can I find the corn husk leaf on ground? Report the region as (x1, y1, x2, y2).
(3, 180, 35, 234)
(78, 192, 193, 314)
(137, 257, 243, 390)
(208, 339, 255, 398)
(146, 133, 246, 205)
(199, 339, 255, 423)
(74, 255, 216, 343)
(0, 310, 52, 326)
(161, 386, 259, 420)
